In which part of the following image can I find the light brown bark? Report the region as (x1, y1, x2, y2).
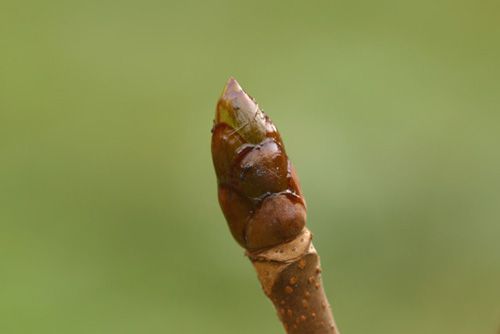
(247, 229, 339, 334)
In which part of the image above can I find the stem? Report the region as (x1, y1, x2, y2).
(248, 229, 339, 334)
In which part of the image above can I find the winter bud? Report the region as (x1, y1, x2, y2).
(211, 78, 306, 250)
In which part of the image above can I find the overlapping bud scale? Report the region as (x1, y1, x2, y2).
(211, 78, 306, 250)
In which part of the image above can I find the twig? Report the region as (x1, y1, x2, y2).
(211, 78, 339, 334)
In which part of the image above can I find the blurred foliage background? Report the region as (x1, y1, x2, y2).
(1, 1, 499, 333)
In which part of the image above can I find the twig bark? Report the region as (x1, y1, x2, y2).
(248, 229, 339, 334)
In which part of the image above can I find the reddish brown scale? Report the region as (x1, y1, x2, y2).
(263, 114, 284, 145)
(211, 78, 307, 250)
(234, 138, 288, 200)
(245, 193, 306, 249)
(211, 123, 246, 185)
(217, 186, 253, 248)
(287, 161, 305, 202)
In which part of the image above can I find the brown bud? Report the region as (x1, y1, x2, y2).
(211, 78, 306, 250)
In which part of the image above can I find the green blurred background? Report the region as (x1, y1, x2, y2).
(1, 1, 499, 333)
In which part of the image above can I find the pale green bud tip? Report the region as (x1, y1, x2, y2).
(215, 78, 267, 145)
